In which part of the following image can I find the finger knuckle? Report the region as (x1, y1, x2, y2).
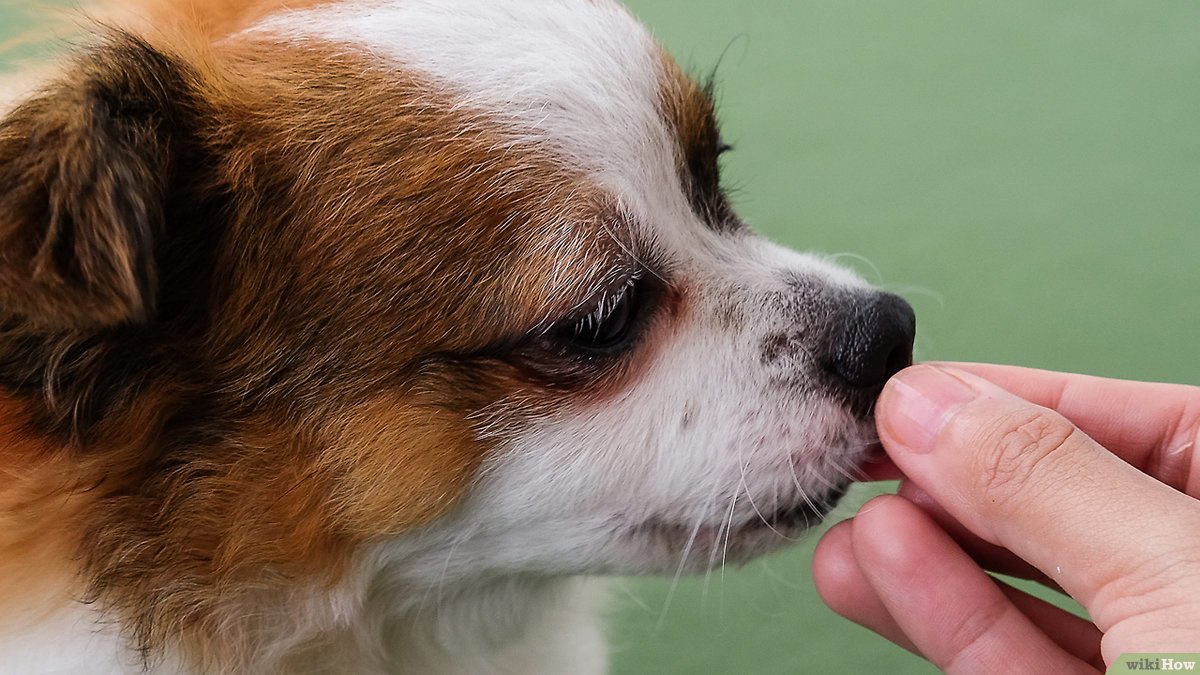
(1094, 551, 1189, 614)
(969, 407, 1079, 514)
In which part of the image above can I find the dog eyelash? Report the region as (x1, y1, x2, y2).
(549, 272, 646, 355)
(575, 278, 636, 333)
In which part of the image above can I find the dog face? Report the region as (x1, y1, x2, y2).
(0, 0, 913, 659)
(237, 0, 916, 578)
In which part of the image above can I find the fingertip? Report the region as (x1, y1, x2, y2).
(812, 514, 924, 657)
(850, 495, 935, 580)
(812, 519, 858, 610)
(854, 493, 908, 520)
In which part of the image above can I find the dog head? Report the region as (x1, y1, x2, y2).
(0, 0, 914, 660)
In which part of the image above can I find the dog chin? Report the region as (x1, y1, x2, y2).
(615, 430, 877, 572)
(623, 480, 853, 571)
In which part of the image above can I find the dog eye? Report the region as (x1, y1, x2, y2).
(560, 280, 639, 352)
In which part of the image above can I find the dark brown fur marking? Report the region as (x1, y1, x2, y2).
(656, 55, 740, 232)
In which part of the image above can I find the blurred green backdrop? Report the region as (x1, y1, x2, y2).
(3, 1, 1199, 673)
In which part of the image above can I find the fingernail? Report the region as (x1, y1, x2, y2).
(881, 366, 978, 453)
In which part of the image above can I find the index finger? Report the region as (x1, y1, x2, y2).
(876, 365, 1200, 628)
(935, 362, 1200, 494)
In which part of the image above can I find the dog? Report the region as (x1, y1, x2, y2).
(0, 0, 916, 672)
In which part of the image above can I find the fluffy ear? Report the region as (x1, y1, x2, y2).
(0, 36, 193, 330)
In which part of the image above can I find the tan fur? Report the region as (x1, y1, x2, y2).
(0, 396, 91, 628)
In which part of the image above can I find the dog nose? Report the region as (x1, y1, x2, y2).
(830, 292, 916, 389)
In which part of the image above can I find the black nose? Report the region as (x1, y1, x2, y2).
(830, 292, 916, 389)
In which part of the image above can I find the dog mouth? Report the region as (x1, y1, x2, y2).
(856, 443, 905, 481)
(624, 424, 886, 566)
(755, 481, 852, 530)
(629, 479, 853, 564)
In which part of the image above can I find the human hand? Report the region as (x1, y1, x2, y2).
(813, 363, 1200, 672)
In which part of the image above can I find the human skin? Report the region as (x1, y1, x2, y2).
(813, 363, 1200, 673)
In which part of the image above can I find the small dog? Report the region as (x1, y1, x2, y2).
(0, 1, 915, 672)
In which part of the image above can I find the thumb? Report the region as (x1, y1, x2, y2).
(876, 365, 1200, 627)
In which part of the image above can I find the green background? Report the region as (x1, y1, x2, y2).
(4, 1, 1199, 673)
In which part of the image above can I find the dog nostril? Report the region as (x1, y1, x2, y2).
(830, 292, 916, 389)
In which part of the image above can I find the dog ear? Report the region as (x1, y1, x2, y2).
(0, 36, 195, 331)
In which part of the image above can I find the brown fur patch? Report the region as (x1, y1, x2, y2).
(656, 51, 739, 231)
(0, 25, 631, 671)
(0, 37, 187, 329)
(324, 394, 485, 536)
